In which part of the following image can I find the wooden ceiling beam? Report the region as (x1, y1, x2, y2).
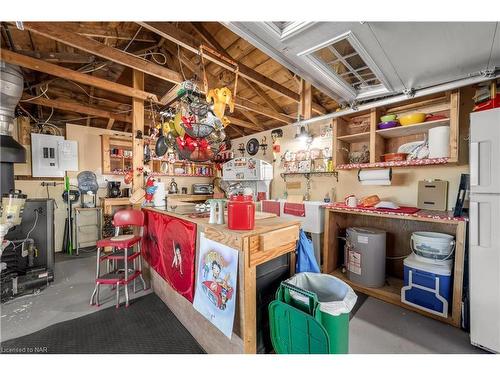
(15, 50, 96, 64)
(50, 22, 158, 43)
(106, 118, 115, 130)
(226, 116, 264, 131)
(1, 48, 159, 102)
(233, 97, 292, 124)
(22, 22, 184, 85)
(138, 22, 301, 102)
(190, 22, 290, 116)
(22, 94, 132, 123)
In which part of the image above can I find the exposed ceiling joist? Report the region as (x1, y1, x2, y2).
(138, 22, 301, 102)
(54, 22, 158, 43)
(22, 22, 184, 85)
(190, 22, 292, 115)
(233, 97, 292, 124)
(106, 118, 115, 130)
(15, 50, 96, 64)
(226, 116, 264, 131)
(1, 48, 159, 102)
(22, 94, 132, 123)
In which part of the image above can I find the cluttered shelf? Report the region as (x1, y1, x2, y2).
(375, 118, 450, 138)
(335, 157, 450, 170)
(324, 203, 467, 223)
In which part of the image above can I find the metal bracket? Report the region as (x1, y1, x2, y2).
(403, 88, 416, 98)
(349, 100, 359, 111)
(480, 69, 496, 78)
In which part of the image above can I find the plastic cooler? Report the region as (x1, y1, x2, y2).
(269, 273, 357, 354)
(401, 253, 453, 317)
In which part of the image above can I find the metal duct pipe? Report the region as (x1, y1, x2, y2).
(0, 61, 26, 196)
(292, 72, 500, 127)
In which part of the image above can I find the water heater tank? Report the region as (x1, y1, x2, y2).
(346, 227, 386, 288)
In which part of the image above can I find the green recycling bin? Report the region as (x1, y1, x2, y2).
(269, 272, 357, 354)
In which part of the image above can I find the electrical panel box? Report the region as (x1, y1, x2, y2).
(31, 133, 78, 177)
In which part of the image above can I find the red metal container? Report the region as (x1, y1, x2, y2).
(227, 194, 255, 230)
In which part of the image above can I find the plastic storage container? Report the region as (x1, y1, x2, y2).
(411, 231, 455, 262)
(227, 194, 255, 230)
(269, 273, 357, 354)
(401, 253, 453, 317)
(346, 227, 386, 287)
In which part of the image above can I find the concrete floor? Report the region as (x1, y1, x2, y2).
(1, 253, 483, 353)
(1, 252, 151, 342)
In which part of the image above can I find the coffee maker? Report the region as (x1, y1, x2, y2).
(107, 181, 121, 198)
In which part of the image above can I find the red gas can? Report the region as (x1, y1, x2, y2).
(227, 194, 255, 230)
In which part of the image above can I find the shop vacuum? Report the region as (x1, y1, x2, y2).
(1, 62, 55, 302)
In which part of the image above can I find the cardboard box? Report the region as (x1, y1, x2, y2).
(417, 180, 449, 211)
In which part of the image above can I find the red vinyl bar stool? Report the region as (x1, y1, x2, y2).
(89, 209, 147, 308)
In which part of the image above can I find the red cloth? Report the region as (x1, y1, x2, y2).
(328, 203, 420, 214)
(142, 210, 197, 302)
(283, 202, 306, 217)
(262, 200, 281, 216)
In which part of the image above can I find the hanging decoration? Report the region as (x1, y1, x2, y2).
(153, 44, 240, 163)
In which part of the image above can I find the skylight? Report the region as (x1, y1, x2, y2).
(299, 31, 391, 100)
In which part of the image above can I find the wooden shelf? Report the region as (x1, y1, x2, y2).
(376, 118, 450, 138)
(336, 157, 450, 170)
(336, 131, 370, 143)
(330, 269, 455, 325)
(151, 173, 213, 177)
(332, 91, 461, 169)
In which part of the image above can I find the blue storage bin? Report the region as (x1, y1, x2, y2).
(401, 254, 453, 317)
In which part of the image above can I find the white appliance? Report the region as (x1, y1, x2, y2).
(469, 107, 500, 353)
(31, 133, 78, 177)
(222, 157, 273, 200)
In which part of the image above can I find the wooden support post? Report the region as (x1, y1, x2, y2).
(242, 237, 257, 354)
(449, 90, 460, 163)
(370, 107, 384, 163)
(132, 70, 145, 194)
(299, 78, 313, 120)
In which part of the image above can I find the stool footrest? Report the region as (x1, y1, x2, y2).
(100, 251, 140, 262)
(95, 270, 141, 285)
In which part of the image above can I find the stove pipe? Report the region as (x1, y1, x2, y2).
(0, 61, 26, 196)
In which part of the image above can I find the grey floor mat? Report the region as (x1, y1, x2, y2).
(1, 293, 205, 354)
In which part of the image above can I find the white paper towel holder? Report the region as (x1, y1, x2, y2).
(357, 167, 392, 184)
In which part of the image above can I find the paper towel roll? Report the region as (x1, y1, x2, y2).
(358, 168, 392, 185)
(428, 126, 450, 158)
(154, 182, 166, 207)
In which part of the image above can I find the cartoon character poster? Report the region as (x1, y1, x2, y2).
(193, 233, 238, 338)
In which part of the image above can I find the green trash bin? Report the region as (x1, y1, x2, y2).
(269, 273, 357, 354)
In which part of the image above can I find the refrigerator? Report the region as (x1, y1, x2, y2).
(469, 107, 500, 353)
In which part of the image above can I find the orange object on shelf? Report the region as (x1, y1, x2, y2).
(359, 195, 381, 207)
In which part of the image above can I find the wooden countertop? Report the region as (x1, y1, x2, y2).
(167, 194, 212, 201)
(144, 206, 300, 241)
(325, 204, 466, 224)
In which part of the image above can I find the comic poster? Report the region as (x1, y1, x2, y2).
(193, 233, 238, 338)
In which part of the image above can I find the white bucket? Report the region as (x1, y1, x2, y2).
(428, 126, 450, 158)
(411, 231, 455, 262)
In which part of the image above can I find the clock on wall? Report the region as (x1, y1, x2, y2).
(246, 138, 259, 156)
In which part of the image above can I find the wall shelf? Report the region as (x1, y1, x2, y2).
(375, 118, 450, 139)
(280, 171, 338, 181)
(336, 157, 450, 170)
(332, 91, 460, 169)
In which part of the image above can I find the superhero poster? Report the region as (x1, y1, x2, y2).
(193, 233, 238, 338)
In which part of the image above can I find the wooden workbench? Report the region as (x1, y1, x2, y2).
(142, 206, 300, 353)
(322, 205, 467, 327)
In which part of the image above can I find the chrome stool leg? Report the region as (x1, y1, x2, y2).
(95, 282, 100, 306)
(115, 282, 120, 308)
(90, 284, 97, 305)
(137, 243, 147, 290)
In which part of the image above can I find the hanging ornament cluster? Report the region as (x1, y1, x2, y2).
(157, 80, 236, 162)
